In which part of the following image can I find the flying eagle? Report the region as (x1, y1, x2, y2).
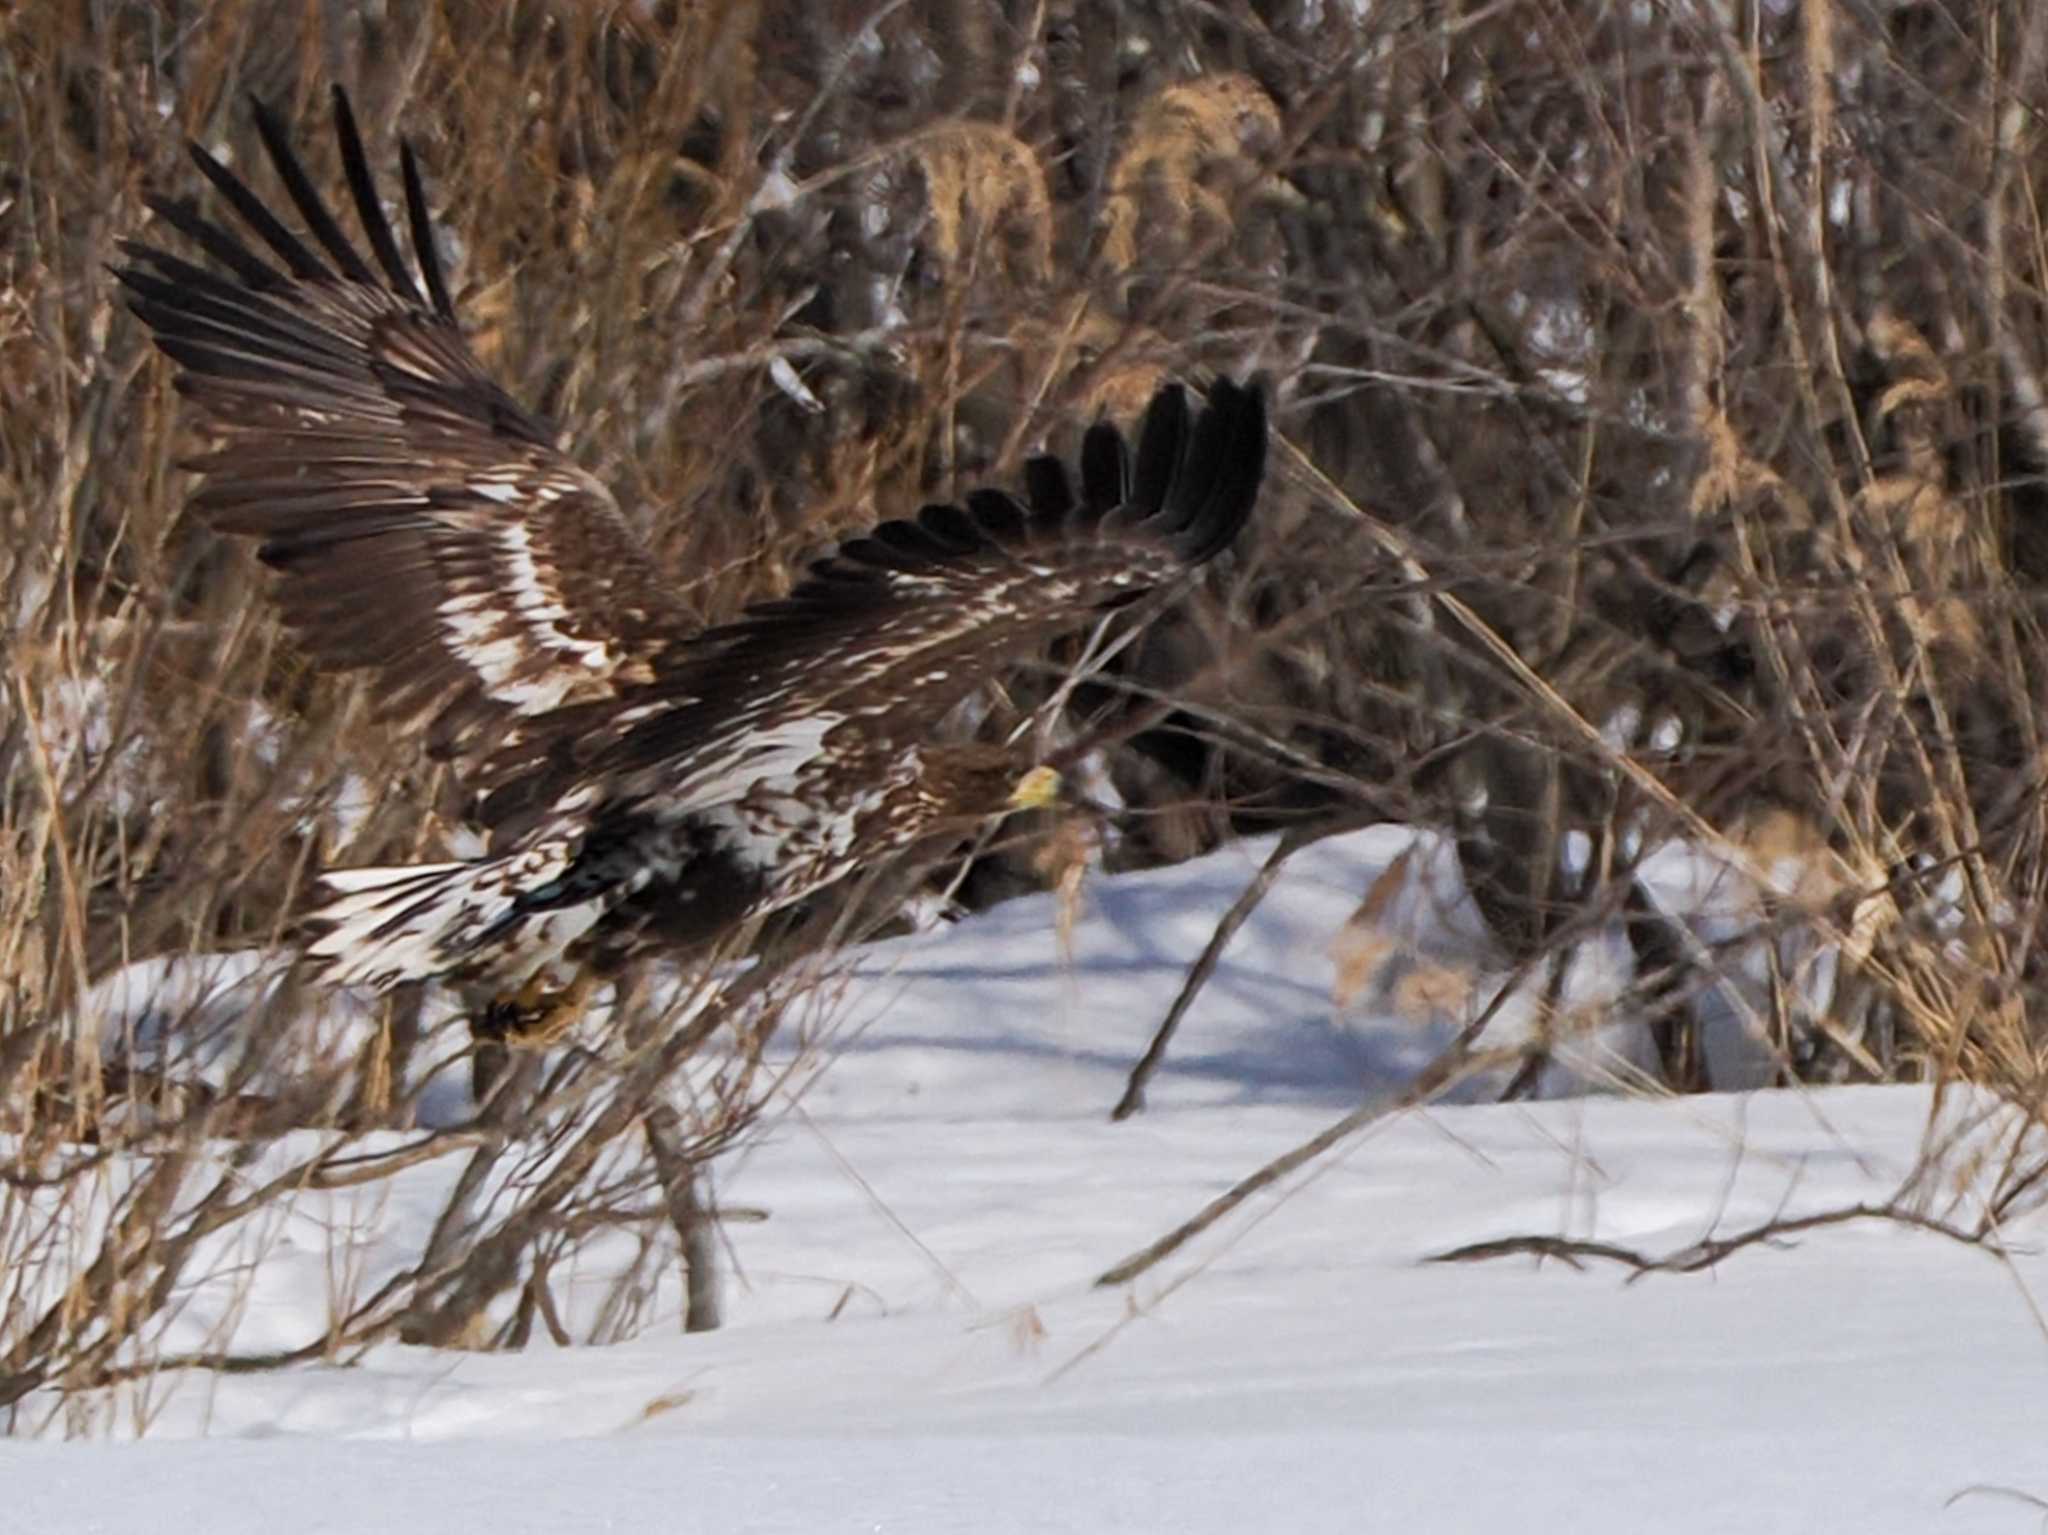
(116, 90, 1268, 1040)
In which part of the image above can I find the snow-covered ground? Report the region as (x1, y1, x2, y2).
(10, 829, 2048, 1533)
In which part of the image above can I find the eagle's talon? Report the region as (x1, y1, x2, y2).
(475, 971, 598, 1050)
(473, 997, 522, 1046)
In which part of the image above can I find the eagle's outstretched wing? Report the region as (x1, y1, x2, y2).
(115, 88, 690, 765)
(480, 377, 1267, 830)
(299, 378, 1265, 996)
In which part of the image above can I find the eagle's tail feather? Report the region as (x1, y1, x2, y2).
(305, 857, 547, 992)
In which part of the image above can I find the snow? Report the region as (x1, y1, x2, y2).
(10, 829, 2048, 1532)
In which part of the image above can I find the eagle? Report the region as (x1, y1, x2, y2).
(115, 89, 1268, 1045)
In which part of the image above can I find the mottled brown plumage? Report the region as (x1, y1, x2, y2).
(119, 93, 686, 774)
(116, 90, 1269, 1005)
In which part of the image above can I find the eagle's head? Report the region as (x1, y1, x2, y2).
(1005, 764, 1064, 812)
(915, 743, 1071, 829)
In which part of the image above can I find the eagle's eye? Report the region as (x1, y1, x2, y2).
(1006, 764, 1063, 812)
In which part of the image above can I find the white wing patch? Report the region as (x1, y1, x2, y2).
(876, 571, 960, 595)
(709, 742, 918, 890)
(437, 521, 619, 715)
(667, 712, 848, 811)
(308, 837, 587, 992)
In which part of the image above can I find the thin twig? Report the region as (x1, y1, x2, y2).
(1426, 1201, 2004, 1278)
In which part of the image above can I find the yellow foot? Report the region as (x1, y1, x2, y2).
(476, 970, 599, 1049)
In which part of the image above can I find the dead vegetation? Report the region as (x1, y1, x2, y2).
(8, 0, 2048, 1420)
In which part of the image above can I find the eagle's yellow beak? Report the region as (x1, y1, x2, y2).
(1007, 765, 1063, 812)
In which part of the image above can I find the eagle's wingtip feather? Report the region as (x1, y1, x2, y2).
(1144, 374, 1268, 566)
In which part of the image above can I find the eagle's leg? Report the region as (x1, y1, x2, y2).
(517, 969, 600, 1049)
(470, 970, 598, 1107)
(502, 970, 555, 1023)
(475, 969, 598, 1049)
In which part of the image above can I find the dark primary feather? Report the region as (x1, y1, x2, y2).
(115, 86, 693, 768)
